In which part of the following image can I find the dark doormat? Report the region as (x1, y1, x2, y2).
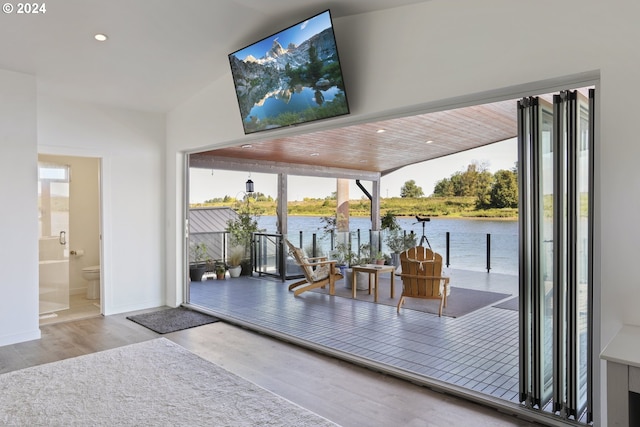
(127, 307, 220, 334)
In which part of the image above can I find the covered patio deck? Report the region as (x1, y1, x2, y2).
(187, 268, 523, 414)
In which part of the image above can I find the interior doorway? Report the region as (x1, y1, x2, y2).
(38, 154, 102, 324)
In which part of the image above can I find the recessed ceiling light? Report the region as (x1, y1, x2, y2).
(425, 140, 434, 144)
(241, 144, 252, 149)
(376, 129, 386, 133)
(94, 33, 108, 42)
(310, 152, 319, 157)
(359, 159, 368, 163)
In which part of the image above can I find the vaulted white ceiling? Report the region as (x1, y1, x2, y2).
(0, 0, 429, 112)
(1, 0, 522, 176)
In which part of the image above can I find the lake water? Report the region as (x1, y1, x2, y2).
(245, 85, 344, 122)
(257, 216, 519, 275)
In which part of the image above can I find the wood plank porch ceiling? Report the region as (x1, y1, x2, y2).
(191, 99, 518, 177)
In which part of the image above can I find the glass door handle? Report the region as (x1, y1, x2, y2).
(59, 231, 67, 246)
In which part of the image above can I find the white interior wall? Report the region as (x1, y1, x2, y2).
(167, 0, 640, 423)
(37, 95, 166, 315)
(0, 70, 40, 346)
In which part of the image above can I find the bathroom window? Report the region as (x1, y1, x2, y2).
(38, 163, 69, 182)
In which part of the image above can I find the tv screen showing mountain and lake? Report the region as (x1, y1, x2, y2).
(228, 10, 350, 134)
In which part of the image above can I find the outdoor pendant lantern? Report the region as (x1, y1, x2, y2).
(245, 178, 254, 194)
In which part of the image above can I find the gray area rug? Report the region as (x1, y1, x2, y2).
(0, 338, 337, 426)
(127, 307, 219, 334)
(311, 278, 511, 318)
(493, 295, 519, 311)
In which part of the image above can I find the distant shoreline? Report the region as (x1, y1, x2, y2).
(281, 213, 518, 221)
(192, 195, 518, 220)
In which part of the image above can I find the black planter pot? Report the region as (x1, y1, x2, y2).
(189, 264, 206, 282)
(240, 259, 252, 276)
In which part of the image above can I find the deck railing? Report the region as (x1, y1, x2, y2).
(189, 227, 516, 280)
(247, 228, 516, 281)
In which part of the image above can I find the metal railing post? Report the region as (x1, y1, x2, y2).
(486, 233, 491, 273)
(446, 232, 450, 268)
(279, 234, 285, 282)
(312, 233, 317, 257)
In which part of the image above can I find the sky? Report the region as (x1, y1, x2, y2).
(189, 138, 518, 203)
(231, 10, 332, 60)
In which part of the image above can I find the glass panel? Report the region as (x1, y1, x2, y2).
(538, 104, 555, 404)
(254, 232, 281, 277)
(575, 96, 590, 414)
(38, 162, 70, 315)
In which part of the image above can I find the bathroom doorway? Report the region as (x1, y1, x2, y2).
(38, 154, 102, 324)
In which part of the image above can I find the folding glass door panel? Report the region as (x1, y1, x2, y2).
(517, 89, 593, 423)
(518, 96, 555, 409)
(571, 91, 593, 421)
(38, 162, 70, 314)
(540, 100, 555, 408)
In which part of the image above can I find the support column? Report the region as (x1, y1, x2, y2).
(336, 178, 349, 232)
(372, 179, 381, 231)
(371, 179, 382, 253)
(277, 173, 287, 236)
(277, 173, 288, 281)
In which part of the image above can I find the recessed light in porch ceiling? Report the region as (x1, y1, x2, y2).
(376, 129, 385, 133)
(425, 140, 434, 144)
(310, 152, 319, 157)
(94, 33, 108, 42)
(241, 144, 252, 149)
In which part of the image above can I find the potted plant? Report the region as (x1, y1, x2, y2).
(382, 212, 417, 270)
(205, 258, 216, 280)
(227, 245, 244, 278)
(226, 201, 262, 276)
(189, 242, 207, 282)
(385, 229, 417, 272)
(214, 260, 227, 280)
(334, 242, 371, 290)
(374, 251, 386, 265)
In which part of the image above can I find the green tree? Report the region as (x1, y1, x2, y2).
(400, 180, 424, 198)
(450, 172, 465, 196)
(226, 201, 262, 258)
(457, 162, 487, 196)
(254, 192, 273, 202)
(381, 211, 400, 231)
(433, 178, 454, 197)
(203, 197, 224, 203)
(307, 44, 323, 83)
(475, 168, 494, 208)
(490, 169, 518, 208)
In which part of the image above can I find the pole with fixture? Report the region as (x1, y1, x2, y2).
(245, 172, 254, 194)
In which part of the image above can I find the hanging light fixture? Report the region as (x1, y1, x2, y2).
(245, 173, 254, 193)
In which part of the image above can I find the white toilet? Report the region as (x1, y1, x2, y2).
(82, 265, 100, 300)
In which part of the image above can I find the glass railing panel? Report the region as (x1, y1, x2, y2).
(254, 232, 281, 277)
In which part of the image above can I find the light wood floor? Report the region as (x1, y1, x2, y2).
(0, 309, 539, 427)
(39, 293, 101, 326)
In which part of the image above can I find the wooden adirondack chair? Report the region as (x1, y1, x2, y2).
(399, 246, 450, 316)
(285, 240, 343, 297)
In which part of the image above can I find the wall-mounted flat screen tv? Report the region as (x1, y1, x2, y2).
(229, 9, 350, 134)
